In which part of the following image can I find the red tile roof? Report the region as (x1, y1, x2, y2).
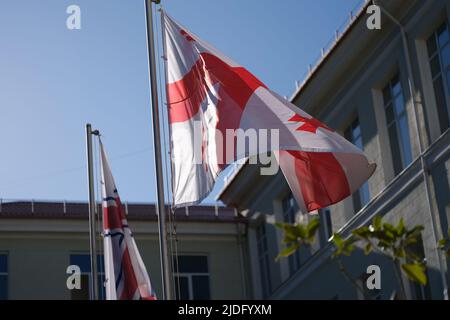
(0, 200, 245, 224)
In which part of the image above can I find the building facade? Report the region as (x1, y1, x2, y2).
(219, 0, 450, 300)
(0, 200, 248, 300)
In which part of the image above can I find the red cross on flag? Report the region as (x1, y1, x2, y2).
(100, 141, 157, 300)
(163, 11, 376, 212)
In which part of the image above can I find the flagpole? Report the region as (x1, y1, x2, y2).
(144, 0, 173, 300)
(86, 123, 100, 300)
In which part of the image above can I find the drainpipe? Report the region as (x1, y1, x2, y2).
(235, 208, 249, 299)
(375, 0, 448, 299)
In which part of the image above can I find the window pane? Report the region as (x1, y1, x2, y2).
(0, 275, 7, 300)
(430, 55, 441, 77)
(388, 126, 403, 175)
(353, 190, 362, 213)
(394, 94, 405, 116)
(352, 123, 361, 140)
(382, 85, 391, 103)
(70, 255, 91, 272)
(175, 276, 190, 300)
(70, 254, 104, 273)
(441, 43, 450, 68)
(359, 182, 370, 206)
(392, 79, 402, 96)
(192, 275, 211, 300)
(176, 256, 208, 273)
(427, 34, 437, 56)
(398, 116, 413, 166)
(385, 104, 395, 125)
(71, 274, 90, 300)
(98, 275, 106, 300)
(353, 134, 363, 150)
(438, 23, 450, 47)
(433, 77, 450, 131)
(0, 255, 7, 273)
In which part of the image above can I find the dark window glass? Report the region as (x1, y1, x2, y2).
(70, 254, 104, 272)
(0, 255, 6, 273)
(192, 275, 211, 300)
(428, 22, 450, 132)
(433, 76, 450, 130)
(0, 276, 7, 300)
(438, 23, 450, 47)
(71, 274, 90, 300)
(427, 35, 437, 56)
(282, 193, 301, 275)
(256, 223, 272, 298)
(430, 55, 441, 77)
(0, 255, 7, 300)
(318, 208, 332, 247)
(388, 125, 403, 174)
(385, 104, 395, 125)
(383, 75, 413, 175)
(69, 254, 105, 300)
(173, 256, 210, 300)
(175, 276, 190, 300)
(176, 256, 208, 274)
(441, 43, 450, 67)
(408, 236, 432, 300)
(345, 118, 370, 212)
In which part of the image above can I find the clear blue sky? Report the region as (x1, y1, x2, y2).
(0, 0, 363, 204)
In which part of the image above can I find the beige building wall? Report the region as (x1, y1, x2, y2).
(0, 212, 248, 300)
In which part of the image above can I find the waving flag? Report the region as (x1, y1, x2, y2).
(100, 141, 156, 300)
(163, 11, 376, 211)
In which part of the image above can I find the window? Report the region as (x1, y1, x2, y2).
(382, 75, 413, 175)
(256, 223, 272, 298)
(345, 118, 370, 211)
(173, 255, 210, 300)
(318, 208, 332, 247)
(0, 254, 7, 300)
(408, 236, 432, 300)
(427, 21, 450, 132)
(69, 254, 105, 300)
(282, 193, 301, 275)
(356, 273, 381, 300)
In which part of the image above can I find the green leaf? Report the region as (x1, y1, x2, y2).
(276, 243, 300, 260)
(396, 218, 406, 236)
(373, 216, 382, 231)
(344, 244, 356, 256)
(364, 242, 372, 255)
(406, 225, 424, 237)
(352, 226, 371, 239)
(383, 223, 396, 234)
(401, 263, 427, 285)
(306, 218, 320, 238)
(438, 238, 447, 248)
(393, 247, 406, 259)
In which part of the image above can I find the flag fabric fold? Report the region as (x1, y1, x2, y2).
(100, 141, 157, 300)
(163, 11, 376, 211)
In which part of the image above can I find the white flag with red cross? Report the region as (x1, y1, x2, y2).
(163, 11, 376, 212)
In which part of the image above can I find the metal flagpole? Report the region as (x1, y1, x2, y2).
(144, 0, 173, 300)
(86, 123, 100, 300)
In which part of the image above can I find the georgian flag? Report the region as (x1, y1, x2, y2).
(163, 11, 376, 212)
(100, 141, 156, 300)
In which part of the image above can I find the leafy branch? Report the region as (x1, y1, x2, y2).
(438, 227, 450, 259)
(331, 215, 427, 298)
(275, 218, 320, 260)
